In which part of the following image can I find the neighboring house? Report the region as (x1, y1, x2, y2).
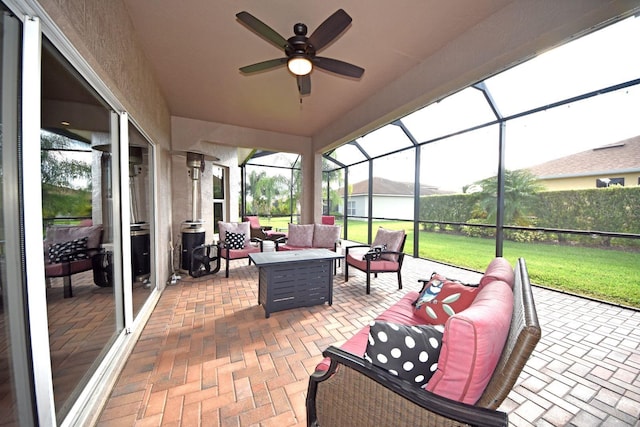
(526, 136, 640, 191)
(338, 177, 451, 220)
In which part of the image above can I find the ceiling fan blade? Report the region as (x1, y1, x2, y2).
(312, 57, 364, 78)
(308, 9, 352, 52)
(236, 11, 288, 51)
(297, 75, 311, 95)
(240, 58, 287, 74)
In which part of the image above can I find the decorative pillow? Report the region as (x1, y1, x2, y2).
(218, 221, 251, 246)
(414, 273, 478, 325)
(371, 228, 405, 261)
(48, 237, 89, 263)
(312, 224, 341, 248)
(225, 231, 245, 250)
(364, 321, 444, 387)
(425, 281, 513, 404)
(364, 244, 386, 261)
(287, 224, 314, 247)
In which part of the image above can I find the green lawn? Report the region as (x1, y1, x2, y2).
(262, 217, 640, 308)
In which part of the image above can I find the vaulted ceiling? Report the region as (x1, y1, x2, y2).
(121, 1, 637, 152)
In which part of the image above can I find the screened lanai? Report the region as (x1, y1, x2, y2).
(243, 15, 640, 308)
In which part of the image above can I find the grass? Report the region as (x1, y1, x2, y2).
(262, 217, 640, 308)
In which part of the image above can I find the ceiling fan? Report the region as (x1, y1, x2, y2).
(236, 9, 364, 96)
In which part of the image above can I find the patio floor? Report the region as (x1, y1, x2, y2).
(96, 255, 640, 426)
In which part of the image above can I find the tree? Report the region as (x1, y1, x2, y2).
(41, 131, 91, 189)
(41, 131, 92, 220)
(246, 169, 290, 216)
(475, 169, 545, 225)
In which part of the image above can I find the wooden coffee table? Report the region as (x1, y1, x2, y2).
(249, 249, 343, 318)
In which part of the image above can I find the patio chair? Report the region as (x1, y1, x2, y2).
(344, 227, 406, 294)
(44, 224, 104, 298)
(217, 221, 263, 277)
(321, 215, 335, 225)
(243, 216, 286, 240)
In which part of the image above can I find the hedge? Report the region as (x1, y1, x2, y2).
(420, 186, 640, 246)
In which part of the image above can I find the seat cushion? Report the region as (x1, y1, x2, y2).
(424, 280, 513, 404)
(45, 258, 93, 277)
(346, 253, 399, 272)
(316, 292, 423, 372)
(277, 244, 307, 251)
(219, 245, 261, 259)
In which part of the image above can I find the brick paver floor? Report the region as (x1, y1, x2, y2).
(97, 255, 640, 426)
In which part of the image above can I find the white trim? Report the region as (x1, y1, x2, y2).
(21, 15, 56, 426)
(2, 10, 37, 426)
(120, 112, 134, 327)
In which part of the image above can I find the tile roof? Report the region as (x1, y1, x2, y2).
(526, 135, 640, 178)
(340, 177, 452, 196)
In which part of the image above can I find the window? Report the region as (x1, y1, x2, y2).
(347, 200, 356, 216)
(596, 177, 624, 187)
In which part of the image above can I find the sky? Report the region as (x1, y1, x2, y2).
(344, 15, 640, 193)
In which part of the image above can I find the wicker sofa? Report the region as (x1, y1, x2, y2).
(306, 257, 540, 427)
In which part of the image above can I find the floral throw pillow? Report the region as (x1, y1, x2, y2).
(225, 231, 245, 250)
(363, 244, 386, 261)
(365, 321, 444, 387)
(414, 273, 478, 325)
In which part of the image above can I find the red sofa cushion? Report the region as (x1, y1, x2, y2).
(480, 257, 514, 289)
(424, 280, 513, 404)
(315, 291, 423, 371)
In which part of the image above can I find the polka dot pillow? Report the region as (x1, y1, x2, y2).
(48, 237, 89, 263)
(364, 321, 444, 387)
(225, 231, 246, 250)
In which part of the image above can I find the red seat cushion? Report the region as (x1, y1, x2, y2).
(315, 292, 422, 371)
(219, 246, 261, 259)
(346, 253, 399, 272)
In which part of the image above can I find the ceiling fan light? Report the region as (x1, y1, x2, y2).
(287, 56, 312, 76)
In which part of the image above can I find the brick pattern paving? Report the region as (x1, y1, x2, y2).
(97, 256, 640, 426)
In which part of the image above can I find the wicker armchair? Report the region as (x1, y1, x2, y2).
(307, 258, 540, 427)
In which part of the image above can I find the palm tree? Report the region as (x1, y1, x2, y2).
(254, 174, 288, 216)
(246, 170, 267, 214)
(475, 169, 545, 225)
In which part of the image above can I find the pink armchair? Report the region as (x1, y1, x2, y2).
(243, 216, 286, 240)
(217, 221, 263, 277)
(44, 224, 104, 298)
(344, 227, 406, 294)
